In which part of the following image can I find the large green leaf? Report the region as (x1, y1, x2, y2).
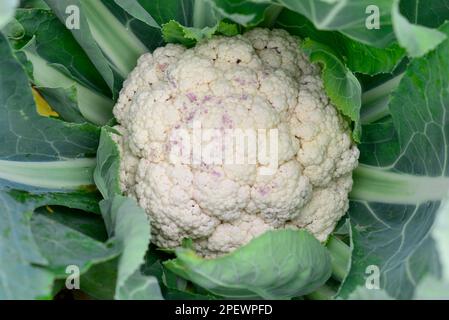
(0, 31, 109, 299)
(342, 23, 449, 299)
(0, 31, 99, 160)
(392, 0, 446, 58)
(44, 0, 147, 96)
(276, 0, 395, 47)
(303, 39, 362, 141)
(207, 0, 395, 47)
(165, 230, 332, 299)
(346, 192, 449, 300)
(65, 195, 164, 300)
(14, 8, 110, 95)
(276, 9, 405, 76)
(11, 9, 114, 125)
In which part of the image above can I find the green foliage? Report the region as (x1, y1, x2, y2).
(162, 20, 239, 47)
(392, 0, 446, 57)
(0, 0, 18, 29)
(2, 0, 449, 301)
(342, 23, 449, 299)
(94, 127, 121, 199)
(165, 230, 332, 299)
(303, 39, 362, 141)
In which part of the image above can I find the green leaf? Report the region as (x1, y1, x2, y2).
(12, 9, 114, 124)
(94, 124, 162, 299)
(162, 20, 196, 47)
(101, 0, 165, 52)
(139, 246, 217, 299)
(0, 33, 109, 298)
(7, 190, 102, 214)
(31, 208, 118, 277)
(80, 258, 118, 299)
(346, 286, 394, 300)
(0, 191, 54, 299)
(37, 86, 91, 124)
(204, 0, 269, 27)
(303, 39, 362, 141)
(165, 230, 332, 299)
(162, 19, 239, 47)
(0, 188, 103, 299)
(0, 31, 99, 160)
(400, 0, 449, 28)
(24, 49, 114, 125)
(15, 8, 110, 95)
(216, 20, 240, 36)
(44, 0, 146, 95)
(209, 0, 396, 47)
(414, 276, 449, 299)
(341, 23, 449, 299)
(392, 0, 447, 57)
(113, 0, 160, 29)
(33, 206, 107, 240)
(278, 0, 395, 47)
(116, 269, 163, 300)
(414, 195, 449, 299)
(138, 0, 194, 27)
(94, 127, 121, 199)
(342, 41, 404, 75)
(0, 0, 18, 29)
(357, 120, 400, 167)
(100, 195, 163, 300)
(276, 9, 405, 76)
(3, 18, 25, 40)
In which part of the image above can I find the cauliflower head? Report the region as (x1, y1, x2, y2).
(113, 28, 359, 257)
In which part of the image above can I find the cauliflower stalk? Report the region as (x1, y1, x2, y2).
(112, 28, 359, 257)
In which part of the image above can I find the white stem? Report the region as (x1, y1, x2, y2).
(361, 74, 404, 124)
(0, 158, 96, 190)
(351, 164, 449, 204)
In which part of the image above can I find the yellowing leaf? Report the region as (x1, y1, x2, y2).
(32, 88, 59, 118)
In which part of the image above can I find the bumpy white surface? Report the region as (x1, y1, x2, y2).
(113, 28, 359, 257)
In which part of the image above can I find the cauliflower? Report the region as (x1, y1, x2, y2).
(113, 28, 359, 257)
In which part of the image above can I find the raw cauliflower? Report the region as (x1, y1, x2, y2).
(113, 28, 359, 257)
